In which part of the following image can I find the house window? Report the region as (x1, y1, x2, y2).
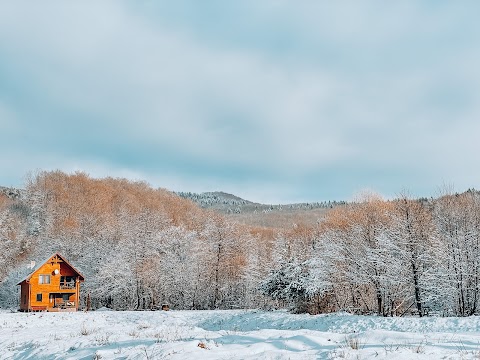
(62, 294, 70, 301)
(39, 275, 51, 284)
(36, 293, 42, 302)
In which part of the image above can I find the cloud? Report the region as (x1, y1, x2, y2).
(0, 1, 479, 202)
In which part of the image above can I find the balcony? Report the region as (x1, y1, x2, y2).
(54, 300, 75, 308)
(59, 281, 75, 290)
(50, 300, 76, 312)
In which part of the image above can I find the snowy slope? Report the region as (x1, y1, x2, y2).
(1, 310, 480, 359)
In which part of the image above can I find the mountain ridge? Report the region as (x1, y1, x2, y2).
(176, 190, 345, 215)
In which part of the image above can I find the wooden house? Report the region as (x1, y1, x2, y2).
(17, 253, 85, 312)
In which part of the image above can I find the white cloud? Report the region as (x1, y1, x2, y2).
(0, 1, 353, 170)
(0, 1, 479, 200)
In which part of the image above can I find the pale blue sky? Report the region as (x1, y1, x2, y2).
(0, 1, 479, 203)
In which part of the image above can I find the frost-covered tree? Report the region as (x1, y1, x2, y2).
(319, 195, 408, 316)
(387, 195, 436, 316)
(433, 190, 480, 316)
(260, 259, 310, 312)
(200, 214, 249, 309)
(156, 226, 201, 309)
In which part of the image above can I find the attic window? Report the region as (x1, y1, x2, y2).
(39, 275, 51, 284)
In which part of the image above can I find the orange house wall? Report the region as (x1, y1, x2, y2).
(28, 260, 79, 310)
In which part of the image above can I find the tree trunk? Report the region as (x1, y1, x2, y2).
(412, 261, 423, 317)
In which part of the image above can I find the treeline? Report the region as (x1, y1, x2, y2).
(177, 190, 346, 215)
(262, 190, 480, 317)
(1, 171, 480, 317)
(176, 191, 250, 208)
(0, 171, 271, 310)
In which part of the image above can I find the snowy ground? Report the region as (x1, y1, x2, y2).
(1, 310, 480, 359)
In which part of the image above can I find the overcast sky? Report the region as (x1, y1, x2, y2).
(0, 1, 479, 203)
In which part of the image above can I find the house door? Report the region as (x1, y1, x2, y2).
(49, 294, 62, 307)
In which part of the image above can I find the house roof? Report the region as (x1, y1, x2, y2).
(17, 252, 85, 285)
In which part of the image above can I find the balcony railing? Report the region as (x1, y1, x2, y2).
(53, 300, 75, 308)
(59, 281, 75, 289)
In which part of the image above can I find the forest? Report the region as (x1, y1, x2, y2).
(1, 170, 479, 317)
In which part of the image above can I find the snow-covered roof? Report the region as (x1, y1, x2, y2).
(17, 252, 85, 285)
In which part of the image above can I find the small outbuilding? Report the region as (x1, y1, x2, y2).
(17, 253, 85, 312)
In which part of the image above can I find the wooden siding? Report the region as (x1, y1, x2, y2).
(19, 253, 84, 312)
(32, 259, 58, 309)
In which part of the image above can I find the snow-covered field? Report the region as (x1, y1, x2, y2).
(2, 310, 480, 359)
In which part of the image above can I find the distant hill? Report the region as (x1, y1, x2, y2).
(176, 191, 252, 211)
(176, 191, 346, 228)
(177, 191, 345, 213)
